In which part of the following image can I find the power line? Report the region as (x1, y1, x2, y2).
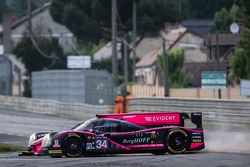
(27, 0, 56, 59)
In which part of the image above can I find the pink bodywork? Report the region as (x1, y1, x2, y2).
(30, 138, 43, 153)
(97, 112, 181, 126)
(30, 112, 204, 154)
(97, 112, 204, 151)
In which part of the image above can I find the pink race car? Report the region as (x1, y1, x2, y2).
(22, 112, 205, 157)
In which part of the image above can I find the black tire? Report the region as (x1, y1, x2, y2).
(62, 136, 84, 157)
(50, 155, 63, 158)
(165, 129, 188, 154)
(151, 151, 166, 155)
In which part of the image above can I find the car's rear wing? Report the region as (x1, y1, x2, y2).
(96, 112, 202, 128)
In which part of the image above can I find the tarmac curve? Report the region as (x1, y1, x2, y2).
(0, 152, 250, 167)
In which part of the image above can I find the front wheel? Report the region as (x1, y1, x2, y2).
(165, 129, 188, 154)
(62, 137, 84, 157)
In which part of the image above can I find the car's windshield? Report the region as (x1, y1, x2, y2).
(74, 118, 99, 132)
(71, 122, 85, 130)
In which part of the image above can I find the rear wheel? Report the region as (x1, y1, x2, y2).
(62, 137, 84, 157)
(165, 129, 188, 154)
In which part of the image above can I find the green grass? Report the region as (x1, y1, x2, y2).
(0, 143, 25, 152)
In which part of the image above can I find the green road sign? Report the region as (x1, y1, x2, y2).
(201, 71, 226, 89)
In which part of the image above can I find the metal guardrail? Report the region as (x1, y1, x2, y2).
(129, 97, 250, 126)
(0, 95, 111, 119)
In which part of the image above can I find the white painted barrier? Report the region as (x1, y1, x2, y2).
(129, 97, 250, 126)
(1, 95, 250, 126)
(0, 95, 111, 119)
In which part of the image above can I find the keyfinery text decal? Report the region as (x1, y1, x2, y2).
(122, 138, 151, 144)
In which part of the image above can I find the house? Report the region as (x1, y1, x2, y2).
(0, 2, 76, 53)
(204, 33, 241, 63)
(93, 42, 121, 61)
(0, 55, 12, 95)
(135, 26, 207, 86)
(135, 49, 161, 85)
(0, 2, 76, 96)
(180, 33, 240, 87)
(130, 37, 163, 60)
(93, 37, 162, 61)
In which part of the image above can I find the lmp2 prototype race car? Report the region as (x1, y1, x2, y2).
(25, 112, 205, 158)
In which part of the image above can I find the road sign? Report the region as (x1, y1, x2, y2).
(67, 56, 91, 69)
(240, 80, 250, 96)
(201, 71, 226, 89)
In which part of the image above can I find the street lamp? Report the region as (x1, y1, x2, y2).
(132, 0, 137, 82)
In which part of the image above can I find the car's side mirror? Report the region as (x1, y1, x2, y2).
(94, 126, 104, 134)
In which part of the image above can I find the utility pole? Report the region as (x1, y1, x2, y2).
(132, 0, 137, 81)
(28, 0, 32, 34)
(216, 32, 222, 99)
(178, 0, 182, 21)
(123, 40, 128, 84)
(2, 0, 13, 95)
(112, 0, 118, 86)
(2, 0, 12, 54)
(162, 38, 169, 97)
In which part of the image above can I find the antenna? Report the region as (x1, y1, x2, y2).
(60, 118, 70, 132)
(230, 0, 239, 34)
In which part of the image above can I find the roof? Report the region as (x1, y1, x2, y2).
(136, 28, 187, 68)
(204, 33, 241, 46)
(181, 19, 214, 35)
(135, 49, 160, 68)
(0, 3, 51, 35)
(93, 42, 121, 61)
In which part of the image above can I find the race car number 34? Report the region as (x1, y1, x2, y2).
(95, 137, 108, 149)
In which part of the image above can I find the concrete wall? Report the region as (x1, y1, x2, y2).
(32, 70, 114, 105)
(0, 95, 111, 119)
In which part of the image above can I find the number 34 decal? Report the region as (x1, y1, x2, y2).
(96, 138, 108, 149)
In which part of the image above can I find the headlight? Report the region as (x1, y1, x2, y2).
(28, 133, 36, 148)
(41, 134, 52, 148)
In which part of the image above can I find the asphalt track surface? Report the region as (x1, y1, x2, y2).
(0, 109, 79, 146)
(0, 152, 250, 167)
(1, 109, 250, 166)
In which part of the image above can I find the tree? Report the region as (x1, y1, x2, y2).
(49, 0, 190, 44)
(213, 5, 244, 33)
(157, 49, 192, 88)
(49, 0, 240, 43)
(92, 56, 139, 85)
(0, 0, 51, 22)
(228, 0, 250, 83)
(13, 33, 65, 97)
(187, 0, 234, 19)
(13, 34, 65, 74)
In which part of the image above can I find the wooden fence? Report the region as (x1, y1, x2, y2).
(127, 84, 248, 100)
